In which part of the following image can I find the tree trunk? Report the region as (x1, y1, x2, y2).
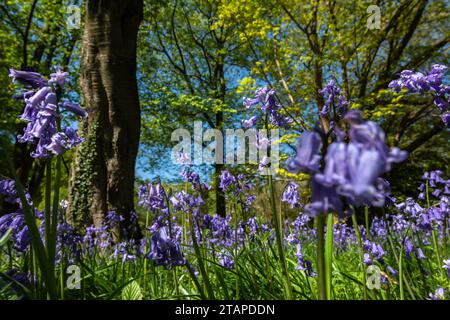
(214, 43, 226, 217)
(68, 0, 143, 235)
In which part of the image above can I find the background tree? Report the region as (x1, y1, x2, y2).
(140, 0, 252, 216)
(67, 0, 143, 233)
(0, 0, 80, 212)
(214, 0, 450, 196)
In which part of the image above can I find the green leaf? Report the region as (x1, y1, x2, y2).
(121, 279, 143, 300)
(0, 229, 12, 247)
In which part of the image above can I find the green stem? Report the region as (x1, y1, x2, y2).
(364, 207, 370, 240)
(48, 156, 61, 277)
(325, 212, 334, 299)
(431, 229, 444, 278)
(143, 210, 150, 297)
(316, 215, 326, 300)
(351, 212, 368, 300)
(399, 240, 404, 300)
(268, 173, 293, 299)
(189, 210, 215, 299)
(44, 159, 52, 254)
(426, 181, 444, 278)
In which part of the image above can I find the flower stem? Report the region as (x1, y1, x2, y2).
(189, 210, 215, 299)
(268, 173, 293, 299)
(316, 215, 326, 300)
(44, 159, 52, 254)
(325, 212, 334, 299)
(49, 155, 61, 276)
(351, 212, 368, 300)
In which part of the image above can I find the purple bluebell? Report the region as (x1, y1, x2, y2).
(219, 170, 236, 192)
(104, 211, 124, 229)
(387, 265, 398, 277)
(281, 182, 301, 208)
(318, 80, 348, 117)
(61, 101, 88, 118)
(416, 248, 427, 260)
(287, 132, 322, 174)
(363, 239, 386, 263)
(396, 198, 423, 218)
(443, 259, 450, 278)
(170, 191, 204, 212)
(9, 68, 47, 88)
(294, 243, 315, 276)
(148, 226, 186, 267)
(339, 144, 386, 206)
(428, 287, 445, 300)
(315, 142, 348, 187)
(391, 214, 409, 233)
(370, 217, 388, 238)
(246, 216, 258, 240)
(304, 180, 342, 217)
(218, 251, 235, 269)
(243, 87, 269, 108)
(404, 237, 414, 258)
(242, 116, 259, 129)
(10, 69, 86, 158)
(45, 127, 84, 155)
(138, 182, 166, 211)
(389, 64, 449, 127)
(269, 109, 292, 129)
(349, 121, 408, 171)
(49, 69, 69, 88)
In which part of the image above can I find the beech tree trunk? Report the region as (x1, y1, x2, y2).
(68, 0, 143, 234)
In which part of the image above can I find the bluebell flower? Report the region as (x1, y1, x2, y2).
(219, 170, 236, 192)
(387, 265, 398, 277)
(242, 115, 259, 129)
(305, 180, 342, 217)
(416, 248, 427, 260)
(318, 80, 348, 117)
(315, 142, 348, 187)
(428, 287, 445, 300)
(218, 251, 235, 269)
(138, 182, 166, 211)
(389, 64, 449, 127)
(148, 226, 186, 267)
(61, 101, 88, 118)
(49, 68, 69, 88)
(281, 182, 301, 208)
(9, 68, 47, 88)
(45, 127, 84, 155)
(10, 69, 86, 158)
(443, 259, 450, 278)
(287, 132, 322, 174)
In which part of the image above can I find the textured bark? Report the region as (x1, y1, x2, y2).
(68, 0, 143, 234)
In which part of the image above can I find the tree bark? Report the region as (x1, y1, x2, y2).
(68, 0, 143, 235)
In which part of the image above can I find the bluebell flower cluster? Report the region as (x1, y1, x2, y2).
(318, 79, 349, 117)
(148, 226, 186, 267)
(138, 183, 166, 212)
(288, 109, 407, 217)
(281, 182, 301, 209)
(9, 68, 87, 158)
(389, 64, 449, 128)
(242, 87, 292, 129)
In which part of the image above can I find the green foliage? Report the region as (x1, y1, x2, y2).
(121, 279, 143, 300)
